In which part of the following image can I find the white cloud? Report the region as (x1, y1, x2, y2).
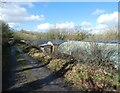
(91, 24, 108, 34)
(37, 23, 54, 31)
(25, 15, 44, 21)
(8, 23, 20, 28)
(56, 22, 75, 29)
(94, 24, 108, 30)
(92, 9, 105, 15)
(80, 23, 109, 34)
(89, 11, 118, 34)
(36, 22, 75, 31)
(97, 11, 118, 25)
(80, 21, 92, 28)
(0, 3, 44, 23)
(80, 21, 93, 32)
(80, 21, 110, 34)
(36, 21, 109, 34)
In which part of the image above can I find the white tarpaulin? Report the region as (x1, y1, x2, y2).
(57, 41, 119, 67)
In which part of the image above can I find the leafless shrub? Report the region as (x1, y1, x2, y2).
(71, 42, 117, 69)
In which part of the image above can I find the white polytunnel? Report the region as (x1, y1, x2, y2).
(57, 41, 119, 68)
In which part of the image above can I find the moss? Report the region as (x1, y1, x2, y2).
(24, 70, 30, 75)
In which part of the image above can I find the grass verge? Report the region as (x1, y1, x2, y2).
(15, 43, 120, 92)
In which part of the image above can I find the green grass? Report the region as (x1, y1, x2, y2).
(16, 51, 26, 68)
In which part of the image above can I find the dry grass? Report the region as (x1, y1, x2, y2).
(15, 41, 120, 92)
(65, 63, 119, 91)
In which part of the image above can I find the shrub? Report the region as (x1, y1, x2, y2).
(71, 42, 118, 70)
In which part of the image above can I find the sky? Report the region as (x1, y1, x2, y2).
(0, 2, 119, 34)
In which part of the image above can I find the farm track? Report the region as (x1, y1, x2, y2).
(2, 46, 78, 92)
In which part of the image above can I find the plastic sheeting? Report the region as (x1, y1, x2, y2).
(57, 41, 119, 67)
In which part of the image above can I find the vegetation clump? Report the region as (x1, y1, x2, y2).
(16, 43, 120, 92)
(2, 21, 13, 67)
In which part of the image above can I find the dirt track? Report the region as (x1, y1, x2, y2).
(2, 46, 78, 92)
